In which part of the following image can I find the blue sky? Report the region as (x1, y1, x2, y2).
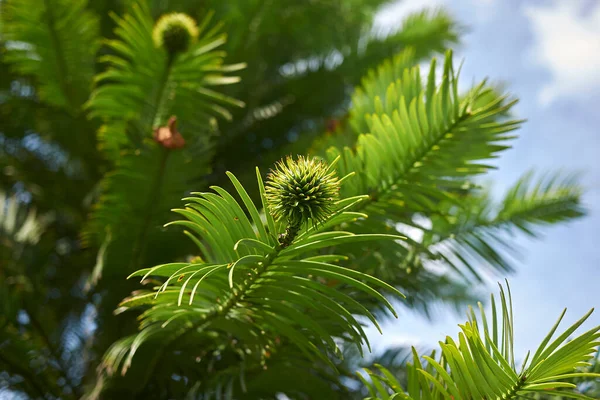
(369, 0, 600, 358)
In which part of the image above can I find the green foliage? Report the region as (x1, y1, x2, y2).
(0, 1, 594, 399)
(361, 283, 600, 399)
(315, 49, 584, 314)
(92, 169, 404, 394)
(83, 2, 244, 286)
(1, 0, 100, 113)
(206, 5, 462, 182)
(327, 49, 521, 236)
(86, 2, 244, 160)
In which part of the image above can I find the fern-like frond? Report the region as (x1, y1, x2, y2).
(319, 50, 583, 287)
(497, 171, 585, 232)
(361, 283, 600, 399)
(329, 171, 584, 317)
(86, 2, 244, 160)
(92, 169, 405, 397)
(1, 0, 99, 112)
(83, 142, 208, 284)
(209, 7, 461, 185)
(329, 50, 520, 198)
(83, 2, 244, 286)
(419, 171, 585, 279)
(365, 8, 460, 63)
(349, 48, 418, 135)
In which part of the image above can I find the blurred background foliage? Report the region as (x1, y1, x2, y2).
(0, 0, 595, 398)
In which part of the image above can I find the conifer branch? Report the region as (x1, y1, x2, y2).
(43, 0, 75, 111)
(129, 55, 175, 270)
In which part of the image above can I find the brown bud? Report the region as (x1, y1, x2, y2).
(325, 118, 340, 132)
(153, 116, 185, 149)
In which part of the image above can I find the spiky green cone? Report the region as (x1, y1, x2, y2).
(153, 13, 199, 56)
(266, 156, 340, 246)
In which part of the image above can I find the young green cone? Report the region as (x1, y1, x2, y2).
(153, 13, 199, 56)
(266, 156, 340, 246)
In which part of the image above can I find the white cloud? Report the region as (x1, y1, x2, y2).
(524, 1, 600, 106)
(374, 0, 447, 33)
(374, 0, 500, 33)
